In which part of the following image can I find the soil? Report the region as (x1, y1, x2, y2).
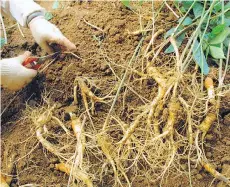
(1, 1, 230, 187)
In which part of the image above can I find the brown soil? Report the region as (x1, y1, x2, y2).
(1, 1, 230, 187)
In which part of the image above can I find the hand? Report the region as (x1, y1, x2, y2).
(0, 51, 37, 91)
(29, 17, 76, 54)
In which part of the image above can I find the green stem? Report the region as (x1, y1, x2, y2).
(218, 0, 225, 88)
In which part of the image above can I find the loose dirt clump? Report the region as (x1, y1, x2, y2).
(1, 1, 230, 187)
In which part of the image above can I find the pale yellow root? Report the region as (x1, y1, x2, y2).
(70, 115, 86, 168)
(36, 127, 66, 160)
(36, 110, 52, 126)
(0, 174, 9, 187)
(163, 98, 180, 136)
(201, 161, 229, 183)
(197, 76, 219, 139)
(52, 116, 71, 135)
(1, 153, 16, 186)
(118, 111, 147, 145)
(147, 86, 166, 134)
(205, 77, 215, 101)
(55, 162, 93, 187)
(73, 85, 78, 105)
(198, 113, 216, 139)
(146, 67, 167, 134)
(144, 29, 165, 58)
(178, 97, 193, 144)
(76, 78, 104, 114)
(97, 133, 119, 184)
(147, 67, 167, 86)
(126, 29, 152, 35)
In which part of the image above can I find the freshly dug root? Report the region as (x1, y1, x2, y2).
(201, 161, 229, 184)
(36, 127, 66, 160)
(52, 116, 71, 135)
(147, 67, 167, 86)
(179, 97, 193, 145)
(70, 113, 86, 168)
(205, 77, 215, 102)
(97, 133, 118, 184)
(0, 174, 9, 187)
(35, 105, 55, 126)
(118, 111, 147, 145)
(55, 162, 93, 187)
(75, 78, 105, 114)
(163, 98, 181, 137)
(0, 153, 16, 186)
(78, 78, 104, 103)
(198, 112, 216, 139)
(147, 86, 166, 134)
(126, 29, 152, 35)
(198, 76, 219, 139)
(146, 67, 167, 134)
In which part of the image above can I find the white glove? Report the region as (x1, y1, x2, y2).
(0, 51, 37, 91)
(29, 16, 76, 54)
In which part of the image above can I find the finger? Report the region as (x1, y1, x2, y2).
(50, 35, 76, 52)
(21, 66, 38, 80)
(18, 51, 32, 63)
(40, 41, 54, 54)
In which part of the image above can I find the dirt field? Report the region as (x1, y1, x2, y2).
(1, 1, 230, 187)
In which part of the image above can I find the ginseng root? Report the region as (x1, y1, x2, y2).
(0, 174, 9, 187)
(35, 105, 55, 127)
(118, 111, 147, 145)
(76, 78, 105, 114)
(198, 77, 219, 139)
(36, 127, 66, 160)
(147, 86, 166, 135)
(198, 112, 216, 139)
(0, 153, 16, 187)
(97, 133, 119, 184)
(163, 98, 181, 137)
(205, 77, 215, 102)
(146, 67, 168, 134)
(55, 162, 93, 187)
(201, 161, 229, 183)
(70, 113, 86, 168)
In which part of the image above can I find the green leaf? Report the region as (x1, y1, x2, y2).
(225, 18, 230, 27)
(226, 11, 230, 18)
(164, 28, 176, 39)
(225, 2, 230, 10)
(225, 2, 230, 18)
(209, 27, 230, 44)
(178, 16, 193, 26)
(121, 0, 130, 8)
(192, 40, 209, 75)
(52, 0, 59, 9)
(44, 12, 53, 20)
(182, 1, 194, 10)
(209, 46, 225, 59)
(180, 7, 187, 13)
(223, 36, 230, 47)
(193, 2, 204, 18)
(165, 33, 185, 53)
(0, 38, 6, 48)
(213, 2, 221, 12)
(209, 17, 221, 27)
(211, 24, 226, 35)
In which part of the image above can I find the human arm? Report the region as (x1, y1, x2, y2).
(1, 0, 76, 53)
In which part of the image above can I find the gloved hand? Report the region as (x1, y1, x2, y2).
(0, 51, 37, 91)
(29, 16, 76, 54)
